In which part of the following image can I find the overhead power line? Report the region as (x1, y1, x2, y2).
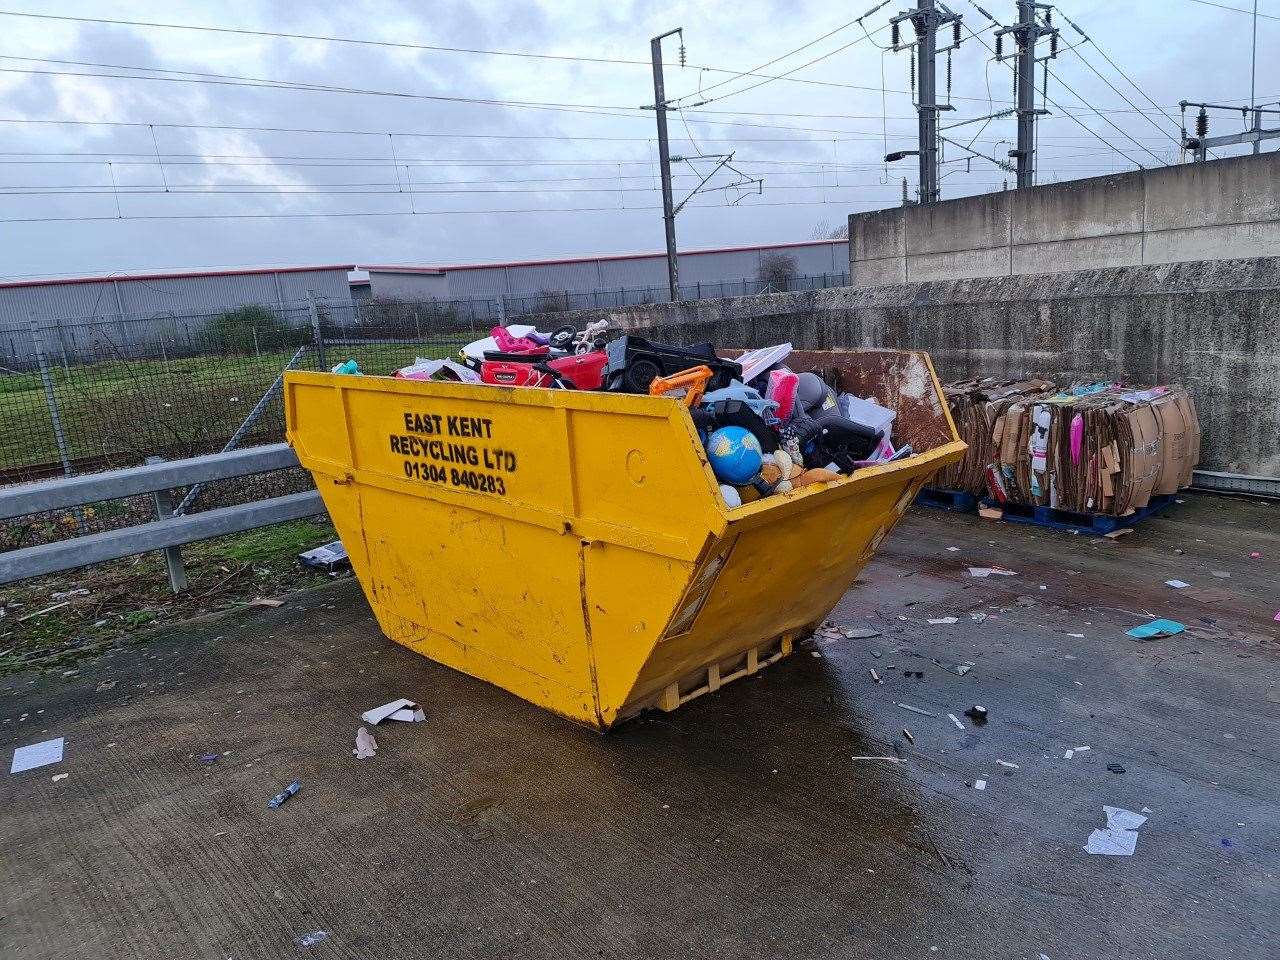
(0, 196, 908, 225)
(686, 24, 892, 108)
(676, 12, 872, 103)
(1183, 0, 1280, 20)
(0, 26, 1182, 115)
(1053, 8, 1185, 143)
(0, 63, 927, 139)
(959, 13, 1149, 171)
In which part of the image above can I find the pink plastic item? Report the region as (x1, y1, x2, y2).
(490, 325, 543, 354)
(1069, 412, 1084, 464)
(766, 369, 799, 420)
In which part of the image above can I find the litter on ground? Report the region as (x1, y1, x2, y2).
(928, 617, 959, 625)
(968, 566, 1018, 578)
(1084, 806, 1148, 856)
(1165, 579, 1190, 589)
(895, 702, 938, 718)
(1126, 618, 1186, 639)
(353, 727, 378, 759)
(10, 737, 64, 774)
(268, 781, 301, 809)
(362, 698, 426, 725)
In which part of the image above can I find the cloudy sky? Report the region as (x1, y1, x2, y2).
(0, 0, 1272, 279)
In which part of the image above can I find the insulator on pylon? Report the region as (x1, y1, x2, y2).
(953, 22, 961, 46)
(679, 43, 686, 67)
(1050, 33, 1058, 57)
(1195, 107, 1209, 139)
(892, 21, 900, 47)
(996, 33, 1003, 58)
(909, 53, 915, 92)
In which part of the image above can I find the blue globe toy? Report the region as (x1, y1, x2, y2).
(706, 426, 763, 485)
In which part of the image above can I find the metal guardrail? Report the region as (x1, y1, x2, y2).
(0, 444, 325, 588)
(1192, 469, 1280, 499)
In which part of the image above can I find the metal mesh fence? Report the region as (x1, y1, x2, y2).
(1, 270, 848, 551)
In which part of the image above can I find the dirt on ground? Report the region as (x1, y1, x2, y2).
(1, 492, 1276, 960)
(0, 518, 347, 676)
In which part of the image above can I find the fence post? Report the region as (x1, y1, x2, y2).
(307, 291, 326, 371)
(29, 318, 75, 481)
(145, 456, 187, 593)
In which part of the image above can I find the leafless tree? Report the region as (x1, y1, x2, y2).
(757, 252, 800, 291)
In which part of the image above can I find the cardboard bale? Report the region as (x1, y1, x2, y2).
(982, 382, 1200, 517)
(934, 378, 1057, 497)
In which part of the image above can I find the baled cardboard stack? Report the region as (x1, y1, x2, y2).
(937, 378, 1201, 517)
(932, 378, 1057, 495)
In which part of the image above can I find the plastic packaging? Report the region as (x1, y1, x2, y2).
(766, 370, 799, 421)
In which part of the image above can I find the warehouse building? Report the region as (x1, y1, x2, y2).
(0, 239, 848, 365)
(351, 239, 848, 305)
(0, 265, 355, 327)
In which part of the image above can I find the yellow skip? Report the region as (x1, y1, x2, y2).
(284, 348, 964, 730)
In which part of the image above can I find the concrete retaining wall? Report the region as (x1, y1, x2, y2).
(534, 257, 1280, 477)
(848, 153, 1280, 287)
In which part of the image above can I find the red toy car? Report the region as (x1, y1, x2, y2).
(480, 350, 608, 390)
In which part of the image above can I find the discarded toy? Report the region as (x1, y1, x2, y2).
(1126, 618, 1185, 639)
(268, 780, 301, 809)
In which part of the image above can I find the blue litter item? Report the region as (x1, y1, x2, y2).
(705, 426, 763, 485)
(702, 380, 779, 421)
(268, 780, 301, 808)
(330, 359, 360, 375)
(1125, 619, 1185, 639)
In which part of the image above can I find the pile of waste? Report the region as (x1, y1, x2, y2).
(334, 322, 913, 509)
(936, 377, 1201, 516)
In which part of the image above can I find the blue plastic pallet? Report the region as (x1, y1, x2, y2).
(980, 494, 1177, 535)
(915, 487, 979, 512)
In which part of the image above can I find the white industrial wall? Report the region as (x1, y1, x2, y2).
(0, 267, 353, 327)
(365, 241, 846, 301)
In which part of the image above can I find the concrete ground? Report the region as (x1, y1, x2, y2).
(2, 493, 1277, 960)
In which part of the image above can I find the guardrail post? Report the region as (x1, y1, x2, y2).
(145, 456, 187, 593)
